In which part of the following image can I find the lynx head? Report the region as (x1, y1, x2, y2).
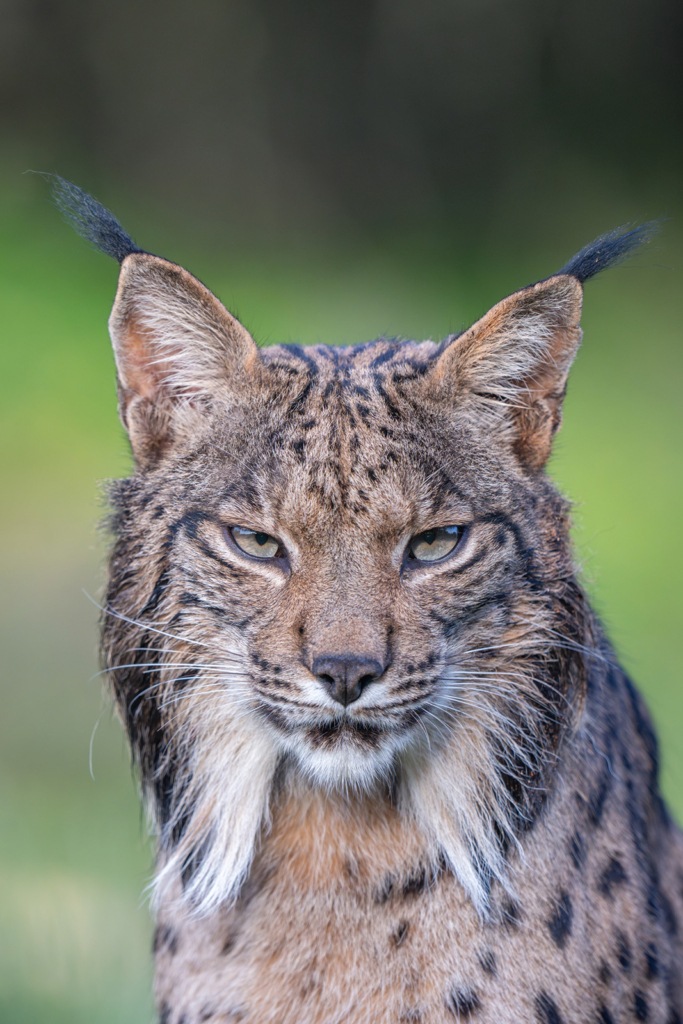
(55, 179, 655, 915)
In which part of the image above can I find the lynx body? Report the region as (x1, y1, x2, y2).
(57, 180, 683, 1023)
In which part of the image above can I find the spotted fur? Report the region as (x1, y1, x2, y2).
(57, 181, 681, 1022)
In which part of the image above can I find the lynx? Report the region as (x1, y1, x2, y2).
(57, 179, 682, 1023)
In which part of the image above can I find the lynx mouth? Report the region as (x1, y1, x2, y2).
(306, 719, 384, 749)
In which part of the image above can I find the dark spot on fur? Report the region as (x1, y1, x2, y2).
(153, 924, 178, 957)
(374, 876, 395, 901)
(598, 960, 612, 985)
(177, 1016, 187, 1024)
(598, 858, 628, 898)
(535, 992, 564, 1024)
(501, 897, 522, 930)
(616, 930, 631, 972)
(478, 949, 496, 976)
(159, 1005, 170, 1024)
(634, 990, 649, 1021)
(569, 831, 585, 869)
(587, 768, 611, 827)
(392, 920, 410, 947)
(446, 987, 480, 1018)
(644, 942, 659, 979)
(222, 931, 236, 955)
(598, 1008, 615, 1024)
(375, 860, 442, 904)
(402, 866, 429, 897)
(548, 891, 572, 948)
(644, 879, 660, 923)
(199, 1008, 215, 1022)
(344, 858, 360, 882)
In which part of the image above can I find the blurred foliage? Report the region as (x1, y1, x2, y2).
(0, 0, 682, 1020)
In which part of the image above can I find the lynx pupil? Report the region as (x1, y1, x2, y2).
(230, 526, 280, 559)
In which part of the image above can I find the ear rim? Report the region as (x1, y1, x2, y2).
(109, 252, 259, 395)
(108, 252, 259, 463)
(429, 274, 584, 472)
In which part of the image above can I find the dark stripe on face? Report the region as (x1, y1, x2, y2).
(429, 589, 511, 636)
(141, 566, 171, 615)
(370, 346, 398, 369)
(373, 376, 402, 420)
(171, 508, 213, 541)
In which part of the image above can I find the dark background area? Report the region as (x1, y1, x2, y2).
(0, 2, 681, 1021)
(3, 0, 682, 237)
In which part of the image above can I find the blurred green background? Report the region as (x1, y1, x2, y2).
(0, 1, 681, 1021)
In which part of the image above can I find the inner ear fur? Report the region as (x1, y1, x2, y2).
(108, 253, 259, 462)
(430, 275, 583, 471)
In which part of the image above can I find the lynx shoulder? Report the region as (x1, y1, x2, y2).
(56, 177, 682, 1023)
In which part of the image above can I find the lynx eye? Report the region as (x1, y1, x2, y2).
(228, 526, 281, 559)
(408, 526, 463, 563)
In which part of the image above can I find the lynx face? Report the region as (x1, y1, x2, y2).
(141, 335, 573, 800)
(47, 176, 648, 916)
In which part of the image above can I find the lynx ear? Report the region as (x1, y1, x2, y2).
(109, 253, 258, 461)
(50, 177, 258, 463)
(428, 222, 659, 471)
(430, 275, 583, 471)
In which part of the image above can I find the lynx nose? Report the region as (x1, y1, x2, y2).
(312, 655, 384, 706)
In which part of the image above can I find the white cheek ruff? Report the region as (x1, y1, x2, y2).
(151, 673, 282, 918)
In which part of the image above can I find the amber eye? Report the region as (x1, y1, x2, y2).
(229, 526, 282, 559)
(408, 526, 463, 563)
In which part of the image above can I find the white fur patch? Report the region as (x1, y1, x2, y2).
(152, 665, 281, 917)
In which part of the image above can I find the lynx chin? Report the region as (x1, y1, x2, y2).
(56, 177, 682, 1024)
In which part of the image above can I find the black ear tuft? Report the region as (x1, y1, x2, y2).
(556, 222, 660, 284)
(51, 176, 145, 264)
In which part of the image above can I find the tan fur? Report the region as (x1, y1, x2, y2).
(153, 750, 683, 1023)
